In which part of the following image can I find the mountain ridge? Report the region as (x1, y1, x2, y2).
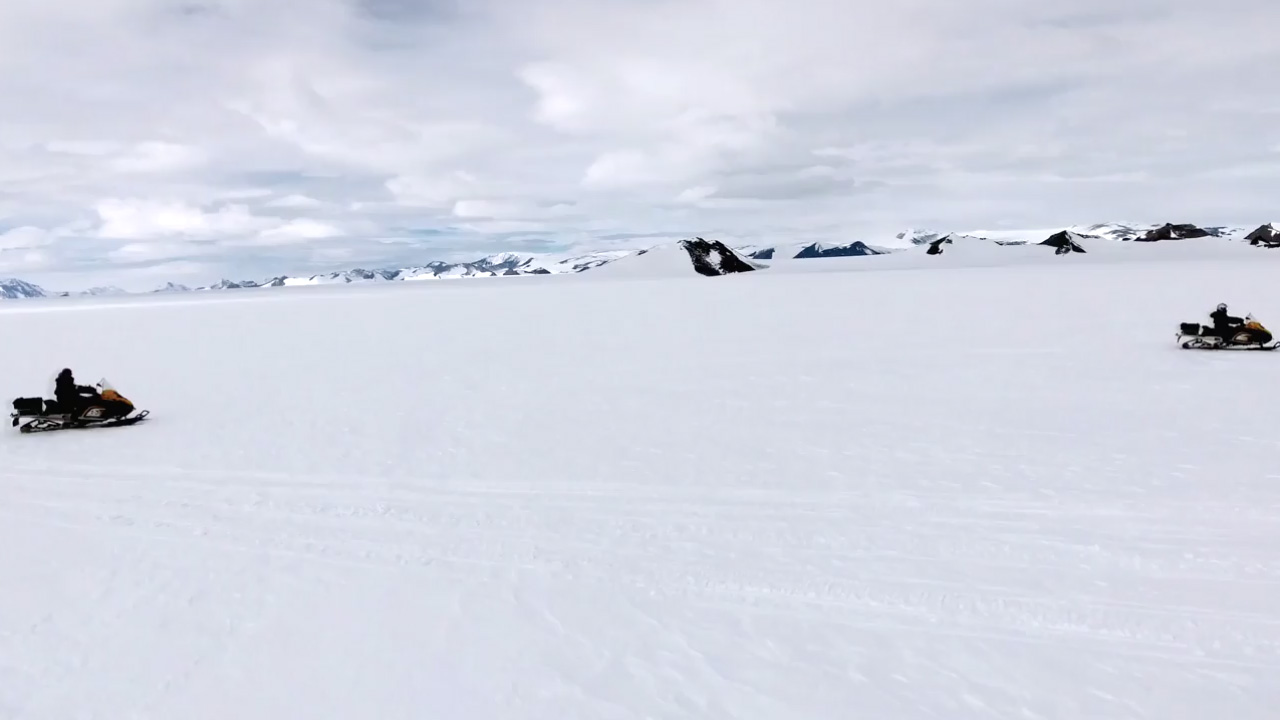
(2, 221, 1272, 299)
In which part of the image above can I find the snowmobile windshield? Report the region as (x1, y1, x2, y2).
(97, 378, 116, 393)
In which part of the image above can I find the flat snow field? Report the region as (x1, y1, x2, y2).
(3, 252, 1280, 719)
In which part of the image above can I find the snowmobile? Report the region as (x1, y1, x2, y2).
(1177, 314, 1279, 350)
(10, 378, 149, 434)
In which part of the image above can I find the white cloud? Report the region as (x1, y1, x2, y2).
(266, 193, 324, 208)
(108, 241, 210, 263)
(0, 0, 1277, 287)
(109, 142, 207, 173)
(452, 199, 536, 219)
(255, 218, 345, 244)
(0, 248, 52, 274)
(45, 140, 121, 157)
(94, 199, 266, 240)
(386, 172, 484, 208)
(0, 226, 55, 251)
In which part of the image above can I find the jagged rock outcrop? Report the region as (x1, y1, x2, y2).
(925, 234, 986, 255)
(794, 241, 884, 259)
(1040, 231, 1090, 254)
(680, 237, 759, 276)
(1245, 224, 1280, 248)
(1137, 223, 1220, 241)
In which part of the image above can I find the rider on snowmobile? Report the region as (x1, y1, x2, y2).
(54, 368, 98, 415)
(1209, 303, 1244, 339)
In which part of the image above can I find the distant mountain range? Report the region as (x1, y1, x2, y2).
(2, 221, 1276, 300)
(200, 249, 632, 291)
(0, 249, 631, 299)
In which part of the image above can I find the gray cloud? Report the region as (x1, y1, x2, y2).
(1, 0, 1278, 289)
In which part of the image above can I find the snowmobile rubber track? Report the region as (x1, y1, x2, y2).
(15, 409, 150, 434)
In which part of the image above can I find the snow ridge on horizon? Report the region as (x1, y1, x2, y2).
(2, 221, 1275, 299)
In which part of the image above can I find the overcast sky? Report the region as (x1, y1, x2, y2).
(1, 0, 1278, 290)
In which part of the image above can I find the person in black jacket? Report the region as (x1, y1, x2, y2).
(1209, 303, 1244, 339)
(54, 368, 97, 416)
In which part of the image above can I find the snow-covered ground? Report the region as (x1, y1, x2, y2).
(3, 245, 1279, 718)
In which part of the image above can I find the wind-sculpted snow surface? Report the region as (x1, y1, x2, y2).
(2, 251, 1280, 719)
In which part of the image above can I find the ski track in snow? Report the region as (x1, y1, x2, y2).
(3, 254, 1280, 718)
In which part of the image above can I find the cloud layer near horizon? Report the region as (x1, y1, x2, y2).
(1, 0, 1278, 289)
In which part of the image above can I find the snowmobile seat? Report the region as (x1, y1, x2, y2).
(1179, 322, 1203, 336)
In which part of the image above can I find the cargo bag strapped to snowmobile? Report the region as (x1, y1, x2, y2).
(12, 397, 44, 415)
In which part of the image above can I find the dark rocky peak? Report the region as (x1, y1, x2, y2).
(924, 233, 983, 254)
(794, 241, 885, 259)
(209, 279, 259, 290)
(1040, 230, 1091, 254)
(1137, 223, 1221, 241)
(679, 237, 759, 276)
(1246, 224, 1280, 247)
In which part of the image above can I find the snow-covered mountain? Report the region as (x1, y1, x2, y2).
(1070, 222, 1242, 242)
(593, 238, 760, 278)
(505, 250, 634, 275)
(194, 250, 635, 290)
(1070, 223, 1145, 241)
(734, 245, 776, 260)
(67, 286, 127, 297)
(2, 223, 1277, 301)
(736, 240, 892, 260)
(895, 228, 944, 246)
(0, 278, 46, 299)
(924, 233, 996, 255)
(1137, 222, 1227, 241)
(270, 269, 400, 286)
(794, 241, 886, 259)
